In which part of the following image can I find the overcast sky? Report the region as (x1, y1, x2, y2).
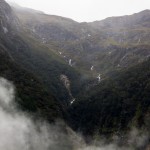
(6, 0, 150, 22)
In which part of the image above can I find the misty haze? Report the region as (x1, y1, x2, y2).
(0, 0, 150, 149)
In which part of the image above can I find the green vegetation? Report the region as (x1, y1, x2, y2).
(0, 44, 62, 121)
(0, 1, 150, 141)
(68, 59, 150, 136)
(13, 7, 150, 78)
(1, 21, 85, 106)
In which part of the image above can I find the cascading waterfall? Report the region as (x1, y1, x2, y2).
(97, 74, 101, 83)
(60, 75, 75, 104)
(69, 59, 72, 66)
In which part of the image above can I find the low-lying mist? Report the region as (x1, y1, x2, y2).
(0, 77, 83, 150)
(0, 77, 149, 150)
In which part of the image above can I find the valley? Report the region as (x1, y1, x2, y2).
(0, 0, 150, 149)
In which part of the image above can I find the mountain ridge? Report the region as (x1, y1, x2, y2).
(13, 6, 150, 79)
(7, 1, 150, 23)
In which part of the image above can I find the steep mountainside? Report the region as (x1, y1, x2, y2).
(12, 6, 150, 80)
(1, 0, 86, 107)
(0, 44, 62, 121)
(0, 0, 85, 122)
(0, 1, 150, 147)
(68, 59, 150, 136)
(0, 0, 62, 121)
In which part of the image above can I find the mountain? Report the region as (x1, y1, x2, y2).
(68, 58, 150, 136)
(0, 1, 150, 148)
(11, 6, 150, 82)
(0, 0, 62, 121)
(0, 0, 84, 122)
(1, 0, 87, 108)
(0, 44, 62, 121)
(90, 10, 150, 29)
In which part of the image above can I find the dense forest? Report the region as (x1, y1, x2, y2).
(68, 59, 150, 136)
